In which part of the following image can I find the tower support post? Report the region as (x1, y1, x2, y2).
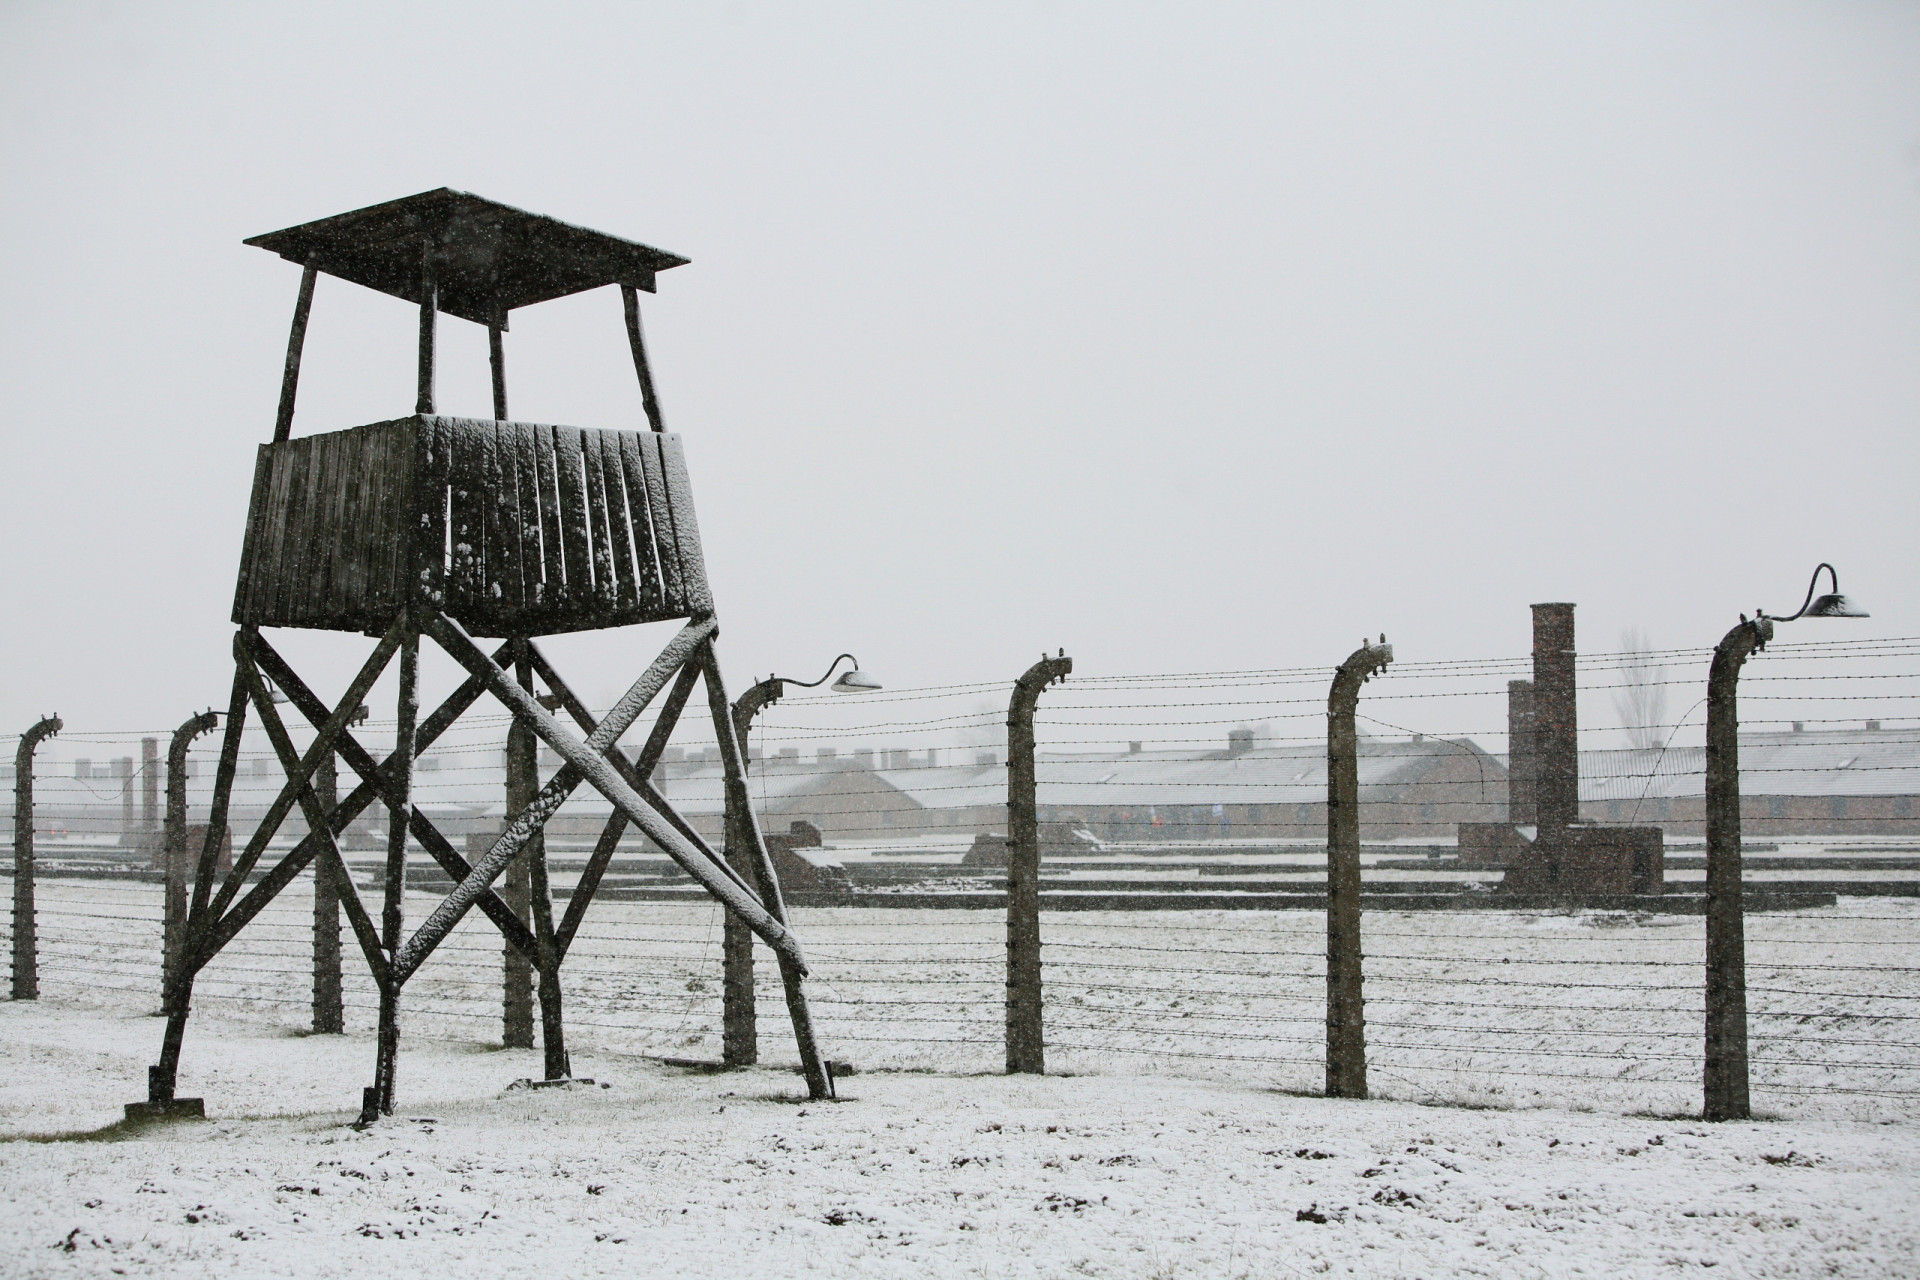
(145, 667, 250, 1114)
(312, 753, 343, 1034)
(415, 242, 437, 416)
(274, 263, 317, 442)
(499, 705, 537, 1048)
(514, 644, 569, 1080)
(369, 614, 419, 1120)
(621, 284, 666, 433)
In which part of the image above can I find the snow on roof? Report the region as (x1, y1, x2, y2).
(1576, 726, 1920, 801)
(1030, 738, 1496, 809)
(496, 737, 1498, 818)
(246, 189, 688, 327)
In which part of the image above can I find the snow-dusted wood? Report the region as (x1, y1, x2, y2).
(232, 416, 711, 638)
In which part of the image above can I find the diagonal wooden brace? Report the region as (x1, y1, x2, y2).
(543, 660, 705, 957)
(186, 669, 249, 940)
(206, 620, 404, 926)
(698, 641, 789, 922)
(190, 658, 501, 966)
(560, 804, 638, 962)
(237, 651, 390, 987)
(391, 615, 758, 983)
(413, 609, 806, 979)
(528, 647, 758, 907)
(248, 634, 537, 959)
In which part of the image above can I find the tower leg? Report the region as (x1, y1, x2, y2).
(496, 835, 536, 1049)
(368, 617, 418, 1120)
(535, 954, 568, 1078)
(151, 1005, 191, 1104)
(528, 846, 569, 1078)
(502, 656, 539, 1050)
(419, 611, 817, 1093)
(700, 643, 832, 1098)
(140, 670, 248, 1116)
(312, 755, 344, 1034)
(721, 897, 757, 1066)
(514, 645, 569, 1080)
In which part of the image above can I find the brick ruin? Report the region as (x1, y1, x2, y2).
(1458, 603, 1665, 896)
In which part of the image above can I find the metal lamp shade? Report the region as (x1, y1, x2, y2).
(1803, 593, 1869, 619)
(831, 669, 883, 692)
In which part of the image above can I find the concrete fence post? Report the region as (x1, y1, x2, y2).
(1326, 638, 1392, 1098)
(162, 711, 219, 1009)
(12, 715, 62, 1000)
(1007, 652, 1071, 1075)
(1704, 616, 1769, 1121)
(724, 678, 785, 1067)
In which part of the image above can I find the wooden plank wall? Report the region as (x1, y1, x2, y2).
(236, 415, 710, 635)
(433, 419, 709, 635)
(233, 418, 416, 631)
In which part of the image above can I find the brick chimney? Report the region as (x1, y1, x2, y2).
(1531, 603, 1578, 833)
(115, 756, 134, 837)
(142, 737, 161, 831)
(1506, 679, 1536, 825)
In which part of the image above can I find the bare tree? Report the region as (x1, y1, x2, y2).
(1613, 627, 1669, 751)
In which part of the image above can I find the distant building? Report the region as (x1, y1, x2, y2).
(1571, 723, 1920, 838)
(450, 731, 1508, 845)
(20, 718, 1907, 854)
(1029, 736, 1507, 842)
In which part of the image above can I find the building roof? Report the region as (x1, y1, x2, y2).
(1023, 738, 1500, 809)
(484, 755, 930, 820)
(1576, 726, 1920, 802)
(246, 189, 689, 327)
(456, 737, 1501, 822)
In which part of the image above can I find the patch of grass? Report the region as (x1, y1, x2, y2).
(2, 1111, 205, 1144)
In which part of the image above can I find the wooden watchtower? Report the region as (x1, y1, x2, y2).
(139, 190, 832, 1122)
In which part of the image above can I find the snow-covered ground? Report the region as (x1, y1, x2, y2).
(2, 999, 1916, 1278)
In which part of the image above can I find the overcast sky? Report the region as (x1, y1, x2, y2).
(2, 1, 1914, 742)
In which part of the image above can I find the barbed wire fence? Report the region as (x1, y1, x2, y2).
(4, 634, 1918, 1119)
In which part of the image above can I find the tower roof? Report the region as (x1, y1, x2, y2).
(245, 189, 690, 327)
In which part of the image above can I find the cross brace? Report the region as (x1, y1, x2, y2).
(144, 608, 833, 1117)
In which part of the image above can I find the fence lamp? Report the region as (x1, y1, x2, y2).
(1713, 562, 1869, 722)
(1758, 562, 1869, 623)
(732, 655, 882, 746)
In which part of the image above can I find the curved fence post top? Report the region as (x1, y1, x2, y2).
(15, 715, 61, 768)
(168, 710, 221, 767)
(1329, 638, 1393, 711)
(1011, 652, 1073, 717)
